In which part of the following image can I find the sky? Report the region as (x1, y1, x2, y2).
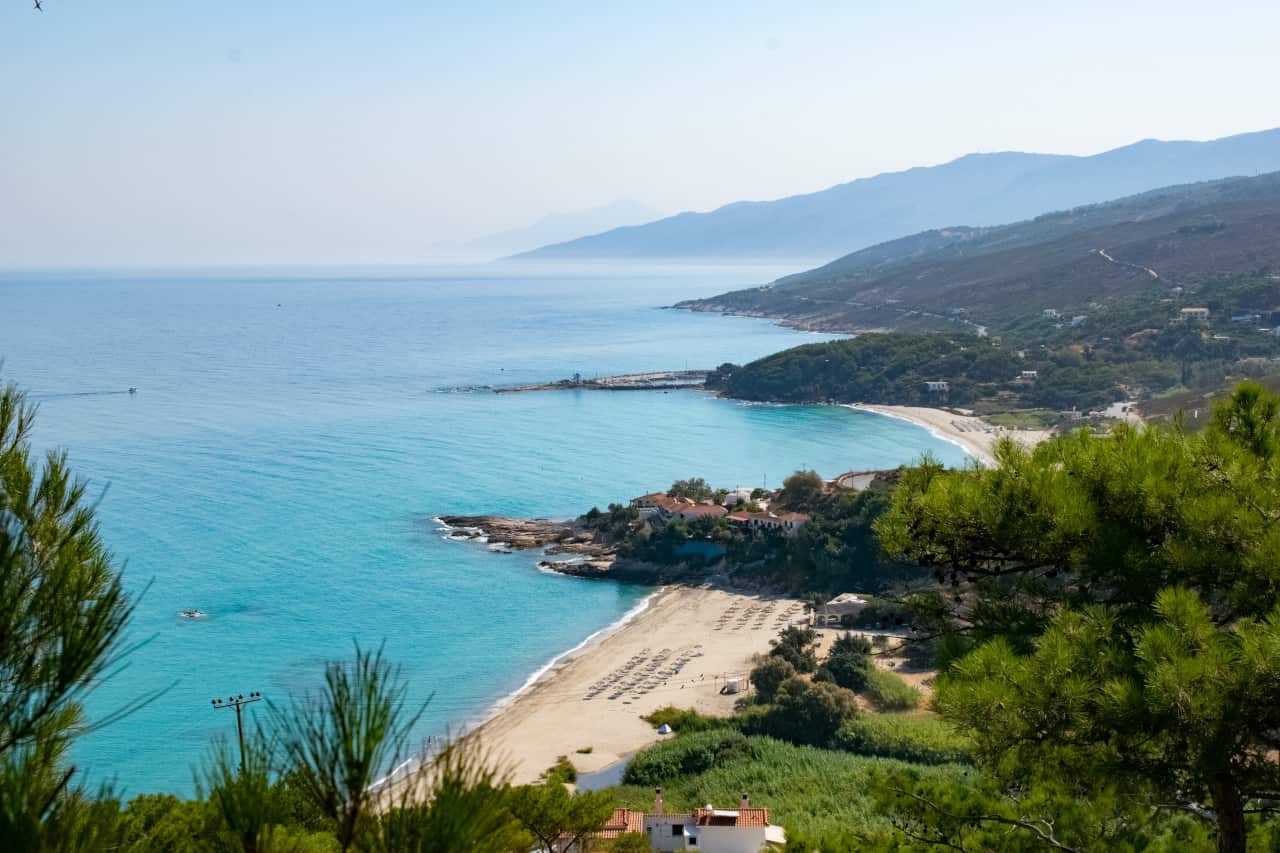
(2, 0, 1279, 267)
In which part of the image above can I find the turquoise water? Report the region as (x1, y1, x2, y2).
(0, 266, 967, 795)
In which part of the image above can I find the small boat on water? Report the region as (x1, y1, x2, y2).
(179, 609, 206, 619)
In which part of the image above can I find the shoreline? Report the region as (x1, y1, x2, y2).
(847, 403, 1053, 466)
(469, 585, 808, 784)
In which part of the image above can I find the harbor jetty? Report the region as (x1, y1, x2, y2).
(493, 369, 707, 394)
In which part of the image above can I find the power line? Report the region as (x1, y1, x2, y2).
(211, 691, 263, 772)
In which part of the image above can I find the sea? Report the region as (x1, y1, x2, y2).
(0, 264, 967, 796)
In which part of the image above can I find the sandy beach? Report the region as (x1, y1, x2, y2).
(848, 403, 1052, 465)
(471, 586, 807, 784)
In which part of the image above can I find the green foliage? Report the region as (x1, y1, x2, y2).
(875, 382, 1280, 852)
(712, 333, 1018, 406)
(116, 795, 218, 852)
(605, 832, 651, 853)
(621, 729, 752, 786)
(778, 469, 824, 512)
(378, 741, 529, 853)
(741, 678, 858, 748)
(196, 727, 279, 853)
(814, 633, 872, 692)
(667, 478, 714, 502)
(270, 643, 423, 851)
(0, 380, 137, 850)
(749, 656, 796, 703)
(857, 766, 1219, 852)
(610, 735, 971, 841)
(541, 755, 577, 785)
(505, 782, 614, 853)
(833, 714, 972, 766)
(783, 488, 902, 594)
(862, 667, 921, 711)
(640, 706, 732, 734)
(769, 625, 817, 673)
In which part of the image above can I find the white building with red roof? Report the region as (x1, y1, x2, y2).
(726, 510, 808, 535)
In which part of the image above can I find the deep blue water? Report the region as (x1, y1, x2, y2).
(0, 265, 967, 795)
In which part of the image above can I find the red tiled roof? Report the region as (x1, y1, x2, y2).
(655, 497, 726, 517)
(674, 504, 727, 517)
(592, 808, 645, 839)
(693, 807, 770, 827)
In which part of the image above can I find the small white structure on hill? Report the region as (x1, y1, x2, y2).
(817, 593, 868, 627)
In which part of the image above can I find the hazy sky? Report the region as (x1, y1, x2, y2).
(3, 0, 1278, 266)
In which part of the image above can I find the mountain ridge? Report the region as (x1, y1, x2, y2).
(512, 128, 1280, 261)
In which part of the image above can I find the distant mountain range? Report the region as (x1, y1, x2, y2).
(429, 200, 661, 262)
(513, 128, 1280, 262)
(677, 171, 1280, 332)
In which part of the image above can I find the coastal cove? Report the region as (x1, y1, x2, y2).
(0, 267, 969, 795)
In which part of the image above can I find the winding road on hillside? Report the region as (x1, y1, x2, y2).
(1096, 247, 1161, 281)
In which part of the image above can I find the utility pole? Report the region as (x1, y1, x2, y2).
(211, 692, 262, 772)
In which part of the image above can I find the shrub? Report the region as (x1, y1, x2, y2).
(622, 730, 752, 786)
(741, 677, 858, 747)
(641, 706, 732, 734)
(815, 633, 872, 691)
(833, 714, 973, 765)
(607, 833, 652, 853)
(863, 667, 921, 711)
(749, 656, 796, 703)
(770, 625, 817, 673)
(543, 755, 577, 784)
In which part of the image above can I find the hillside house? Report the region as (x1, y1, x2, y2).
(727, 510, 808, 535)
(572, 790, 783, 852)
(1180, 307, 1210, 322)
(655, 497, 727, 523)
(924, 380, 949, 393)
(1042, 308, 1060, 319)
(1020, 370, 1039, 380)
(630, 492, 670, 520)
(1071, 315, 1087, 327)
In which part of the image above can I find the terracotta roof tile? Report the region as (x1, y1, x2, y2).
(693, 807, 771, 827)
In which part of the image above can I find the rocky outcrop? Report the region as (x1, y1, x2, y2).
(438, 515, 576, 550)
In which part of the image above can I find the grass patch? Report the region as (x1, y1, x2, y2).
(608, 735, 968, 839)
(863, 667, 921, 711)
(833, 712, 973, 765)
(622, 729, 751, 786)
(641, 706, 734, 734)
(982, 409, 1058, 429)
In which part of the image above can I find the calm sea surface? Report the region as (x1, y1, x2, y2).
(0, 265, 967, 794)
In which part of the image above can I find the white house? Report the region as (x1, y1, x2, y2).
(924, 380, 949, 393)
(638, 791, 782, 852)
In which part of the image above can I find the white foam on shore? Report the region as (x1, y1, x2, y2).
(843, 404, 990, 465)
(478, 589, 658, 724)
(373, 531, 660, 793)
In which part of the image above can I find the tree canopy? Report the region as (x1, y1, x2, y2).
(872, 382, 1280, 853)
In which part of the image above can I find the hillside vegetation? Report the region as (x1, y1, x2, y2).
(694, 173, 1280, 411)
